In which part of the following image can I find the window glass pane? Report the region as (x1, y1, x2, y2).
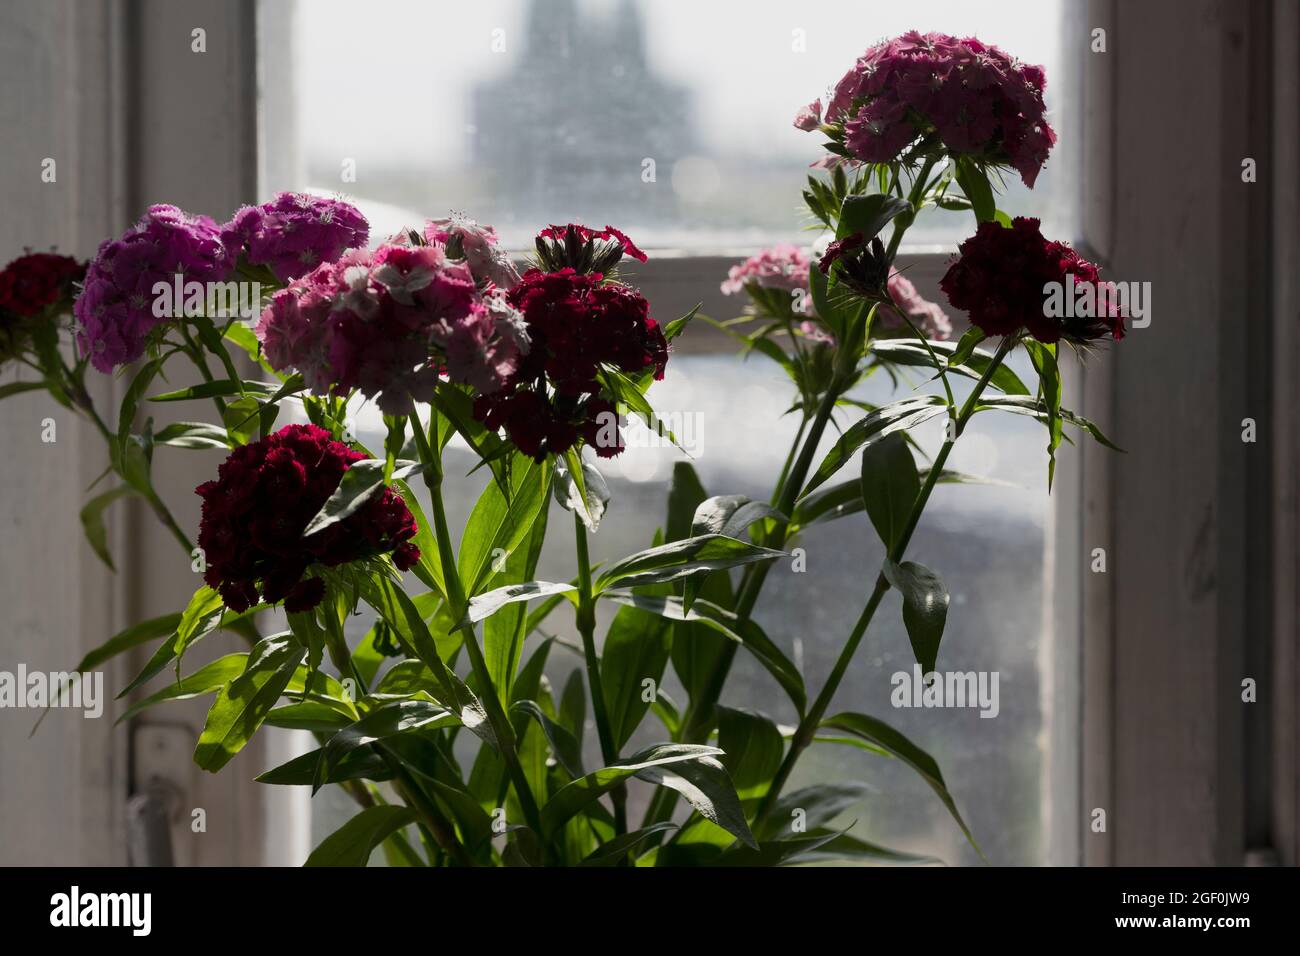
(280, 347, 1055, 866)
(259, 0, 1079, 865)
(261, 0, 1077, 250)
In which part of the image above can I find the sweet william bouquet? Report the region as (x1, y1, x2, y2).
(14, 31, 1123, 866)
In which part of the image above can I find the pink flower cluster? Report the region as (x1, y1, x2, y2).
(720, 245, 811, 296)
(796, 31, 1055, 187)
(256, 243, 528, 414)
(424, 212, 521, 290)
(721, 245, 951, 341)
(879, 269, 953, 341)
(221, 192, 369, 283)
(75, 204, 233, 372)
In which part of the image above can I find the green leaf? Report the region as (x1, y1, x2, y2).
(706, 828, 849, 867)
(264, 700, 354, 733)
(807, 259, 844, 338)
(361, 575, 494, 749)
(1024, 340, 1063, 489)
(539, 744, 732, 840)
(577, 823, 677, 866)
(75, 613, 183, 674)
(716, 706, 783, 800)
(859, 432, 919, 552)
(634, 749, 756, 849)
(794, 831, 942, 865)
(972, 396, 1123, 453)
(116, 359, 160, 470)
(603, 593, 805, 715)
(118, 585, 231, 697)
(882, 559, 949, 674)
(790, 479, 861, 530)
(148, 379, 280, 402)
(559, 669, 586, 748)
(602, 601, 673, 750)
(954, 156, 996, 223)
(869, 339, 1029, 396)
(303, 458, 426, 538)
(800, 396, 948, 498)
(690, 495, 785, 541)
(594, 534, 785, 594)
(79, 486, 137, 571)
(194, 634, 304, 772)
(484, 494, 549, 704)
(553, 453, 609, 532)
(153, 421, 233, 450)
(457, 454, 548, 596)
(512, 699, 584, 778)
(948, 326, 986, 367)
(304, 805, 417, 867)
(223, 322, 274, 372)
(221, 395, 262, 447)
(463, 581, 576, 627)
(430, 382, 511, 488)
(115, 653, 248, 725)
(756, 782, 874, 840)
(822, 711, 982, 858)
(837, 193, 912, 240)
(0, 380, 49, 401)
(665, 465, 732, 710)
(314, 700, 458, 793)
(257, 745, 392, 787)
(662, 304, 699, 344)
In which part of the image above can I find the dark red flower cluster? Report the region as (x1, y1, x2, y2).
(0, 252, 83, 318)
(196, 424, 419, 613)
(473, 267, 667, 460)
(534, 223, 648, 275)
(939, 217, 1122, 344)
(537, 224, 647, 263)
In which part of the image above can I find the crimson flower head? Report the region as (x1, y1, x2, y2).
(0, 251, 85, 362)
(196, 424, 420, 613)
(939, 217, 1121, 344)
(534, 223, 647, 275)
(0, 252, 84, 318)
(473, 266, 667, 461)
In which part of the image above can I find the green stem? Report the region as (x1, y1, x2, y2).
(380, 750, 474, 867)
(680, 368, 844, 744)
(412, 411, 546, 845)
(752, 336, 1017, 831)
(178, 325, 226, 417)
(884, 156, 938, 264)
(573, 511, 628, 837)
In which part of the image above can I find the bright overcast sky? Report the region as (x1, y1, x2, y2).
(293, 0, 1067, 169)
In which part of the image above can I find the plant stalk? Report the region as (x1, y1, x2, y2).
(412, 412, 546, 844)
(573, 511, 628, 837)
(752, 335, 1017, 830)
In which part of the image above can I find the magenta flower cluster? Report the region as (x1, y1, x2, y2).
(796, 31, 1055, 187)
(256, 242, 528, 414)
(75, 204, 233, 373)
(221, 192, 370, 283)
(75, 196, 372, 373)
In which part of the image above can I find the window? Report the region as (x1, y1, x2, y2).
(261, 0, 1078, 250)
(258, 0, 1081, 865)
